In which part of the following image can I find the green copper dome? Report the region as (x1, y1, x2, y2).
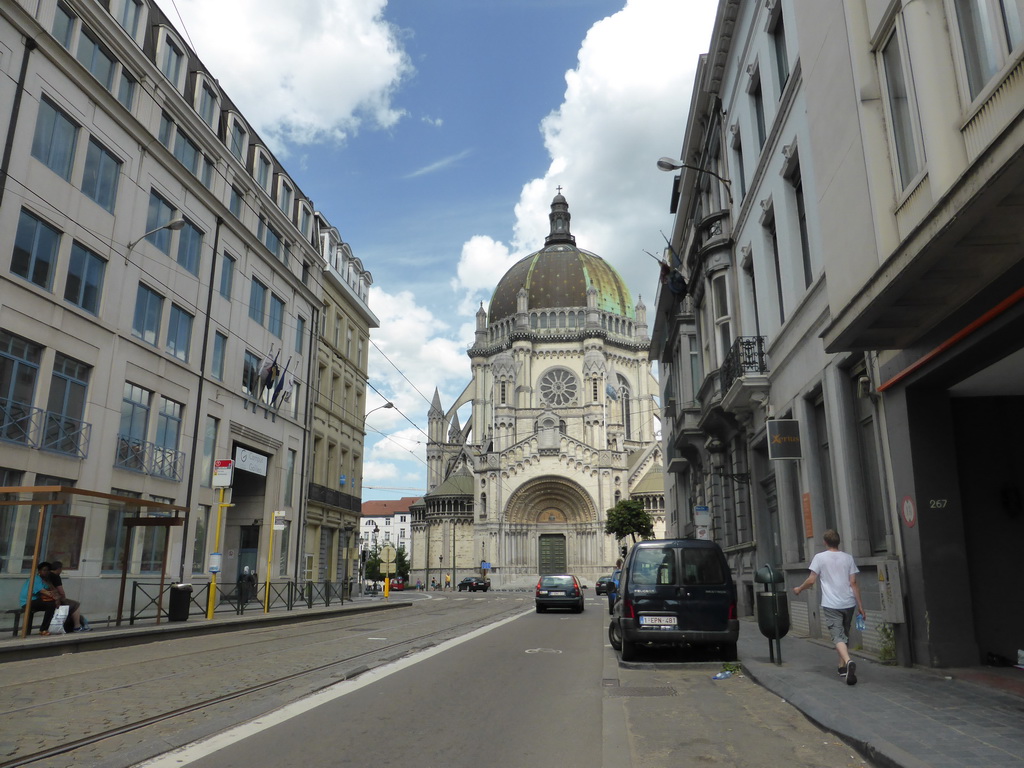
(488, 194, 634, 323)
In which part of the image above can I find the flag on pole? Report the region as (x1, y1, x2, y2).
(270, 356, 292, 407)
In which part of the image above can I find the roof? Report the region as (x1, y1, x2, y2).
(488, 195, 634, 323)
(631, 464, 665, 495)
(361, 497, 420, 517)
(426, 474, 475, 498)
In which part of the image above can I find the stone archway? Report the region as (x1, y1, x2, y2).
(503, 476, 596, 525)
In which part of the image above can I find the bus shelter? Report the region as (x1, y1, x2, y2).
(1, 486, 186, 638)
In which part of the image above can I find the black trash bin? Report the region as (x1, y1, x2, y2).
(168, 583, 193, 622)
(754, 565, 789, 664)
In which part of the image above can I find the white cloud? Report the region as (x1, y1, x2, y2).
(160, 0, 411, 152)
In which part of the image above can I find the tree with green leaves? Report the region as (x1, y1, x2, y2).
(604, 499, 654, 544)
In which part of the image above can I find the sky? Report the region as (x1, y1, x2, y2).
(157, 0, 719, 500)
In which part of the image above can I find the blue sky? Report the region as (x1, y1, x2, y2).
(159, 0, 719, 499)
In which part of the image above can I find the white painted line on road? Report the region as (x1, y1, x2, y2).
(133, 608, 533, 768)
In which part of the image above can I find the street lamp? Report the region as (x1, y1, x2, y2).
(125, 217, 187, 264)
(656, 157, 733, 204)
(365, 401, 394, 418)
(342, 522, 355, 603)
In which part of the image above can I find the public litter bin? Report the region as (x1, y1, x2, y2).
(168, 583, 193, 622)
(754, 564, 789, 664)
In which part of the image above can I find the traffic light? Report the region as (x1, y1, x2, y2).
(620, 545, 628, 557)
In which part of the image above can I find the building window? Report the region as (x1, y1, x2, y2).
(688, 335, 702, 400)
(12, 209, 60, 290)
(198, 81, 218, 128)
(284, 448, 297, 506)
(117, 71, 136, 110)
(218, 252, 235, 299)
(299, 206, 312, 238)
(256, 152, 271, 191)
(159, 34, 184, 86)
(192, 504, 210, 572)
(201, 156, 214, 189)
(159, 111, 173, 147)
(345, 328, 353, 358)
(102, 490, 138, 571)
(230, 186, 243, 218)
(770, 9, 789, 92)
(258, 217, 283, 260)
(750, 71, 766, 150)
(249, 278, 267, 325)
(295, 316, 305, 354)
(133, 284, 163, 345)
(154, 397, 183, 480)
(789, 165, 813, 288)
(166, 305, 193, 361)
(765, 214, 786, 324)
(211, 331, 227, 380)
(0, 331, 42, 446)
(242, 351, 261, 396)
(711, 273, 732, 360)
(119, 383, 151, 470)
(32, 97, 79, 181)
(64, 242, 105, 314)
(145, 191, 176, 254)
(731, 127, 747, 201)
(118, 0, 143, 37)
(954, 0, 1024, 99)
(173, 128, 200, 175)
(176, 219, 203, 275)
(82, 138, 121, 213)
(278, 180, 293, 215)
(881, 26, 923, 190)
(228, 119, 247, 162)
(76, 29, 116, 90)
(53, 2, 76, 49)
(44, 353, 89, 455)
(201, 416, 218, 487)
(269, 294, 285, 337)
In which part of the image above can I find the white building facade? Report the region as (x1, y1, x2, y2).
(653, 0, 1024, 668)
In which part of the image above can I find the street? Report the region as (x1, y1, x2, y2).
(0, 592, 870, 768)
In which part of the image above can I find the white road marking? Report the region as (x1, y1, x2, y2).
(133, 609, 532, 767)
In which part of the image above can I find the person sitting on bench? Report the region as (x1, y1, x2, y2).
(19, 562, 59, 636)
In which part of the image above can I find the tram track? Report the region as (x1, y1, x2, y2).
(1, 598, 530, 768)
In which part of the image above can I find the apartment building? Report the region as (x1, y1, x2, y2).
(0, 0, 374, 618)
(652, 0, 1023, 668)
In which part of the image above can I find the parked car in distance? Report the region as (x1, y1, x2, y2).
(595, 574, 615, 595)
(458, 576, 490, 592)
(389, 577, 405, 591)
(535, 574, 585, 613)
(609, 539, 738, 661)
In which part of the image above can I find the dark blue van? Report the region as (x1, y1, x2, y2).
(608, 539, 739, 661)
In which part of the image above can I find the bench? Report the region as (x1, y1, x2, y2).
(7, 608, 38, 637)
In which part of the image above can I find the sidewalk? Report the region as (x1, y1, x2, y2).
(0, 594, 407, 663)
(738, 618, 1024, 768)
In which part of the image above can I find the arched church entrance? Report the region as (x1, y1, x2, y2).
(502, 477, 599, 579)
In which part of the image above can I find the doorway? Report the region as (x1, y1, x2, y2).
(538, 533, 567, 574)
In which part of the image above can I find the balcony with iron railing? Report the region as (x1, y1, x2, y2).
(719, 336, 770, 414)
(114, 434, 185, 481)
(1, 399, 91, 458)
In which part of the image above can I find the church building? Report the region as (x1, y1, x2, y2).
(410, 194, 665, 590)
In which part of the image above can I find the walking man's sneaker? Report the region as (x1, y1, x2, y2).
(846, 661, 857, 686)
(838, 665, 847, 677)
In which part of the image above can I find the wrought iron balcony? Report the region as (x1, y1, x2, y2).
(41, 412, 91, 458)
(719, 336, 769, 391)
(0, 400, 91, 458)
(114, 434, 185, 481)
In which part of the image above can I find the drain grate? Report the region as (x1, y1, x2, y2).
(605, 686, 677, 697)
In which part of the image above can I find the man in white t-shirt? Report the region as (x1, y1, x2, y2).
(793, 529, 866, 685)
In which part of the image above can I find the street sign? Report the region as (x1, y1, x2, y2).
(274, 510, 287, 517)
(381, 545, 397, 563)
(212, 460, 233, 488)
(273, 524, 286, 531)
(381, 563, 396, 574)
(208, 552, 222, 573)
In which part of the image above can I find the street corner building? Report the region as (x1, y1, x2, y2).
(410, 194, 666, 590)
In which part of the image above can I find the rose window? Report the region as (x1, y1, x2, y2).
(539, 369, 578, 407)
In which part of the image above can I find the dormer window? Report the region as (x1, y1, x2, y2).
(277, 178, 293, 216)
(227, 115, 247, 163)
(197, 79, 219, 129)
(157, 29, 186, 90)
(255, 150, 272, 192)
(117, 0, 144, 40)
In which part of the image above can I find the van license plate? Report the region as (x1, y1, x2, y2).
(640, 616, 677, 627)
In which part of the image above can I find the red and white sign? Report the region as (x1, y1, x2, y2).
(212, 459, 234, 488)
(901, 495, 917, 528)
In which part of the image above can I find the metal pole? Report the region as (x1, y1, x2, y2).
(263, 519, 274, 614)
(206, 487, 231, 619)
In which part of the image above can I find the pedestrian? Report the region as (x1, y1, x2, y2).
(444, 573, 451, 591)
(430, 577, 437, 591)
(19, 562, 59, 636)
(49, 561, 89, 632)
(238, 566, 256, 604)
(416, 579, 422, 591)
(793, 529, 866, 685)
